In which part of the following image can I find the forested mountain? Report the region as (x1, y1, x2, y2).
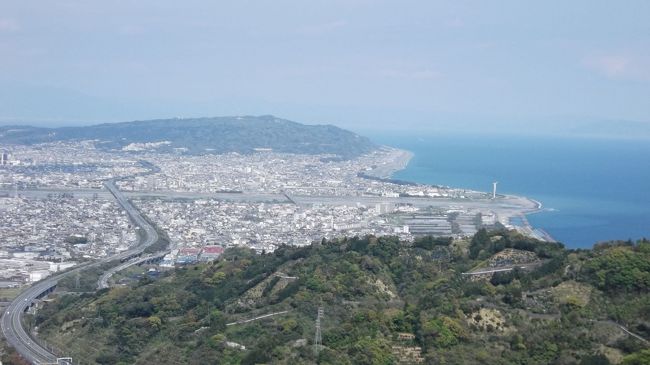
(0, 116, 376, 158)
(25, 231, 650, 365)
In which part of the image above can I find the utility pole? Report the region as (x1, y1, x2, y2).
(313, 306, 324, 356)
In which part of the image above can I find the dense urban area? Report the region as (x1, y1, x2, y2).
(0, 132, 647, 365)
(0, 140, 539, 288)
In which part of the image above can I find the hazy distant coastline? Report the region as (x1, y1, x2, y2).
(363, 147, 414, 179)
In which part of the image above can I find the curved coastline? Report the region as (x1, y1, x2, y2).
(364, 146, 415, 179)
(381, 146, 553, 241)
(529, 198, 543, 211)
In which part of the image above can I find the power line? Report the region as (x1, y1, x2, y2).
(313, 306, 324, 356)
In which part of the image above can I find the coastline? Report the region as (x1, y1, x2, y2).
(365, 147, 415, 179)
(530, 198, 543, 210)
(380, 146, 554, 242)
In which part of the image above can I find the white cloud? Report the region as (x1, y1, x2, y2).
(588, 55, 629, 77)
(0, 18, 19, 32)
(585, 54, 650, 81)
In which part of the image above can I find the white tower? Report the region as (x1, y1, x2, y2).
(492, 182, 498, 199)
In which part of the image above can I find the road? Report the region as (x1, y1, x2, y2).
(1, 179, 160, 364)
(461, 262, 544, 276)
(589, 320, 649, 345)
(226, 310, 291, 326)
(2, 277, 65, 364)
(97, 251, 168, 289)
(3, 188, 541, 221)
(461, 267, 522, 275)
(0, 168, 540, 363)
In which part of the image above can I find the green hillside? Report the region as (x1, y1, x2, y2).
(29, 231, 650, 365)
(0, 115, 376, 158)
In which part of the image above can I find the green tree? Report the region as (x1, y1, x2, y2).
(209, 309, 226, 331)
(469, 228, 490, 259)
(421, 316, 466, 348)
(622, 349, 650, 365)
(147, 315, 162, 330)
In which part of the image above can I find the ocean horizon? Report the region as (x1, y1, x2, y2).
(367, 131, 650, 249)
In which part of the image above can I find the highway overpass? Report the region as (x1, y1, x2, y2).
(1, 179, 160, 364)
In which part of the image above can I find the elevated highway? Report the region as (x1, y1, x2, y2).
(1, 179, 160, 364)
(98, 250, 168, 289)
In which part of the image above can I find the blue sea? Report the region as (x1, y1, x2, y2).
(369, 132, 650, 249)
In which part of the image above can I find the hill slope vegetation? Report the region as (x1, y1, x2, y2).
(30, 231, 650, 365)
(0, 115, 376, 158)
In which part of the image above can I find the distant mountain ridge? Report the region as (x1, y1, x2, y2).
(0, 115, 377, 158)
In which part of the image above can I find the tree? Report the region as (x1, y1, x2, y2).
(622, 349, 650, 365)
(579, 354, 611, 365)
(209, 309, 226, 331)
(469, 229, 490, 259)
(584, 245, 650, 293)
(350, 337, 394, 365)
(421, 316, 467, 348)
(147, 315, 162, 330)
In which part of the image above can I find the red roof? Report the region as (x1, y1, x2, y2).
(179, 247, 201, 255)
(202, 246, 224, 254)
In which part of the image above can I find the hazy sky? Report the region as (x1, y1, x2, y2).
(1, 1, 649, 134)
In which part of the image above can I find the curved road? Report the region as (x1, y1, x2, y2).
(97, 250, 168, 289)
(1, 179, 160, 364)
